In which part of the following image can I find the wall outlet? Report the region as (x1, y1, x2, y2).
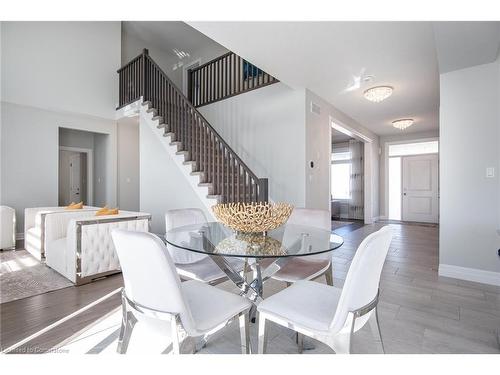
(486, 167, 495, 178)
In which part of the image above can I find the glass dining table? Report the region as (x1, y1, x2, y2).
(164, 222, 344, 315)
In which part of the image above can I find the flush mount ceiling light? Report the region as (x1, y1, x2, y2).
(392, 119, 414, 130)
(363, 86, 393, 102)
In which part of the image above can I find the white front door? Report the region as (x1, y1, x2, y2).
(402, 154, 439, 223)
(69, 153, 82, 203)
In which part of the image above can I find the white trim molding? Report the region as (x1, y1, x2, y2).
(439, 264, 500, 286)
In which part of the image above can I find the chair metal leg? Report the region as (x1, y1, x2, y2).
(117, 295, 136, 354)
(258, 315, 268, 354)
(297, 332, 304, 354)
(239, 311, 251, 354)
(171, 316, 181, 354)
(368, 307, 385, 354)
(325, 263, 334, 286)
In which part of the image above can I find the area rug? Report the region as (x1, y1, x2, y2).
(0, 250, 73, 304)
(331, 220, 353, 230)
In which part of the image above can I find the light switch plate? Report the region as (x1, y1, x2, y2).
(486, 167, 495, 178)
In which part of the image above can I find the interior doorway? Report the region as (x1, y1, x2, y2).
(330, 120, 372, 226)
(58, 147, 93, 206)
(388, 140, 439, 223)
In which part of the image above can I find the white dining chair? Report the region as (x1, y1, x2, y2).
(165, 208, 243, 285)
(257, 226, 393, 354)
(256, 208, 334, 286)
(111, 229, 252, 354)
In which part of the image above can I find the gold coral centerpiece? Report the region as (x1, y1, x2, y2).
(212, 202, 293, 234)
(215, 234, 287, 256)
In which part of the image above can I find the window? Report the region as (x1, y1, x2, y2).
(331, 150, 351, 200)
(389, 141, 438, 157)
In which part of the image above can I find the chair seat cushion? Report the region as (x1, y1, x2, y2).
(182, 280, 252, 332)
(256, 257, 331, 283)
(176, 256, 244, 284)
(270, 257, 331, 282)
(258, 280, 342, 332)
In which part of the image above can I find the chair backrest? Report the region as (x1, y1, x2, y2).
(165, 208, 208, 264)
(330, 226, 393, 333)
(287, 208, 331, 231)
(111, 229, 196, 333)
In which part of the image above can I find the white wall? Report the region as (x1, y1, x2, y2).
(379, 129, 440, 219)
(199, 83, 307, 207)
(1, 22, 121, 233)
(305, 90, 380, 221)
(1, 22, 121, 118)
(117, 118, 140, 211)
(1, 102, 117, 233)
(139, 114, 211, 233)
(59, 128, 95, 150)
(439, 60, 500, 281)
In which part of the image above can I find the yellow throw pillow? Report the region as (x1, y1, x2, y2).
(107, 208, 119, 215)
(66, 201, 83, 209)
(95, 207, 119, 216)
(95, 206, 108, 216)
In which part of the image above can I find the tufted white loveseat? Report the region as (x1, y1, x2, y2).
(24, 206, 100, 261)
(43, 210, 151, 284)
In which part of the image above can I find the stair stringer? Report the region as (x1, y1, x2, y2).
(139, 101, 218, 219)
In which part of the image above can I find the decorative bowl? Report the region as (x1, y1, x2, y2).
(212, 202, 293, 234)
(215, 234, 287, 256)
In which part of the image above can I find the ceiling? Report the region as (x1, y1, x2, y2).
(433, 22, 500, 74)
(122, 21, 227, 62)
(332, 128, 354, 143)
(188, 21, 500, 137)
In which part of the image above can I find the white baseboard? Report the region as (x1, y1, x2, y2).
(439, 264, 500, 286)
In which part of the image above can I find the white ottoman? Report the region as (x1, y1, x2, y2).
(0, 206, 16, 250)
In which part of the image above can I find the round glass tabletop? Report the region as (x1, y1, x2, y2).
(164, 222, 344, 258)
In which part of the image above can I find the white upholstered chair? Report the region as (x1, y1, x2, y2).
(24, 206, 99, 261)
(0, 206, 16, 250)
(165, 208, 243, 285)
(111, 230, 252, 354)
(44, 210, 150, 284)
(257, 208, 333, 286)
(257, 226, 393, 354)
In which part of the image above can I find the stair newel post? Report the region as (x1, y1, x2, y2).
(187, 69, 193, 104)
(258, 178, 268, 203)
(142, 49, 149, 102)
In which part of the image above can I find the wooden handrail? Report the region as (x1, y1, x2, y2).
(188, 51, 279, 108)
(117, 49, 268, 203)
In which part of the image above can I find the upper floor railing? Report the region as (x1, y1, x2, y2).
(117, 49, 268, 203)
(187, 52, 279, 108)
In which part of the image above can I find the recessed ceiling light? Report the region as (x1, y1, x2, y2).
(392, 119, 414, 130)
(363, 86, 393, 103)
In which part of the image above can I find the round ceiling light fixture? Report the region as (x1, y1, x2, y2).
(392, 118, 414, 130)
(363, 86, 393, 103)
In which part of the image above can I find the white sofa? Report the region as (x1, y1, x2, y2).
(24, 206, 100, 261)
(43, 210, 151, 284)
(1, 206, 16, 250)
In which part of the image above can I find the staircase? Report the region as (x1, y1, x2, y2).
(117, 49, 268, 204)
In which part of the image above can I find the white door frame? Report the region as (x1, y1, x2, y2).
(384, 137, 439, 222)
(329, 117, 374, 224)
(59, 146, 93, 205)
(182, 59, 201, 97)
